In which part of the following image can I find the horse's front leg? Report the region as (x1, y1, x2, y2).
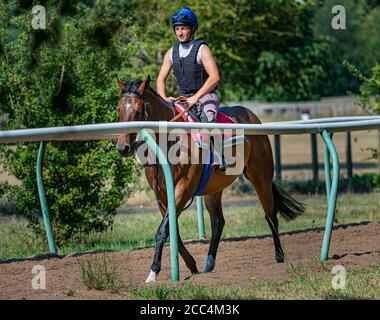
(145, 211, 199, 283)
(146, 211, 170, 283)
(145, 183, 199, 283)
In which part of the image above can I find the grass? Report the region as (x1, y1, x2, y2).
(1, 192, 380, 260)
(127, 263, 380, 300)
(79, 253, 125, 293)
(1, 192, 379, 300)
(62, 285, 75, 297)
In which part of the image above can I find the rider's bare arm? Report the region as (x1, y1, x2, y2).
(193, 46, 220, 101)
(156, 49, 174, 102)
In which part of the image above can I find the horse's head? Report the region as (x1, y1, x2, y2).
(115, 75, 151, 157)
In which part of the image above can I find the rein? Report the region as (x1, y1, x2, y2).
(121, 90, 179, 121)
(169, 101, 197, 122)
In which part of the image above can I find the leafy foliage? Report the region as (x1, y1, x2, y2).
(346, 63, 380, 116)
(0, 1, 139, 244)
(127, 0, 331, 101)
(346, 62, 380, 160)
(312, 0, 380, 96)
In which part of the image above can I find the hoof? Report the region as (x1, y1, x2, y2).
(191, 269, 200, 275)
(145, 270, 158, 283)
(275, 252, 285, 263)
(203, 255, 215, 273)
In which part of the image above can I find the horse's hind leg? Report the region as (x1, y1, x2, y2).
(245, 171, 285, 262)
(264, 200, 285, 263)
(177, 225, 199, 274)
(203, 191, 225, 272)
(243, 139, 285, 263)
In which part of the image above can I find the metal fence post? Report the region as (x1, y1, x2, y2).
(320, 130, 340, 261)
(196, 196, 205, 240)
(36, 141, 57, 254)
(140, 129, 179, 281)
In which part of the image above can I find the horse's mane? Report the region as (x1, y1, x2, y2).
(124, 79, 171, 110)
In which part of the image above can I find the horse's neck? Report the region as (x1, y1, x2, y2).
(144, 89, 194, 178)
(146, 89, 173, 121)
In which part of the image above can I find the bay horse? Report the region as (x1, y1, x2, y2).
(115, 75, 305, 283)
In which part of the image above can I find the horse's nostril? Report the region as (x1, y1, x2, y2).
(117, 143, 131, 156)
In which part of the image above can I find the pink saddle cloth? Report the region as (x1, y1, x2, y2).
(216, 112, 236, 138)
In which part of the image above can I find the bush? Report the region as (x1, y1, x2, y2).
(0, 1, 140, 245)
(346, 62, 380, 161)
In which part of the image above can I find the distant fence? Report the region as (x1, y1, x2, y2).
(273, 132, 379, 185)
(272, 116, 380, 186)
(231, 96, 365, 119)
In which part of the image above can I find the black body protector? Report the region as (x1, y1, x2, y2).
(172, 40, 216, 97)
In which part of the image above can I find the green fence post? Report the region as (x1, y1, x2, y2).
(320, 130, 340, 261)
(196, 196, 205, 240)
(36, 141, 57, 254)
(139, 129, 179, 281)
(324, 139, 331, 204)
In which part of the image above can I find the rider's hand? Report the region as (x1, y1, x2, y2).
(164, 96, 175, 103)
(185, 95, 199, 107)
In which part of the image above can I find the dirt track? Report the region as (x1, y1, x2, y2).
(0, 221, 379, 300)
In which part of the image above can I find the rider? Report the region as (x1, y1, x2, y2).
(156, 6, 225, 171)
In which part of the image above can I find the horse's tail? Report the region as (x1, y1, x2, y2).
(272, 182, 306, 221)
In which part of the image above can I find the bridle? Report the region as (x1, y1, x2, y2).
(120, 90, 178, 121)
(120, 91, 151, 121)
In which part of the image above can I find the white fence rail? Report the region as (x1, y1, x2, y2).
(1, 116, 380, 143)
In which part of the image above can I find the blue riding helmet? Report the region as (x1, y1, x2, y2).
(171, 6, 198, 31)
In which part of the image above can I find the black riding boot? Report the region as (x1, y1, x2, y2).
(208, 116, 228, 173)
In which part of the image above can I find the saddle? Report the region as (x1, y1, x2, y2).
(173, 99, 245, 196)
(173, 100, 238, 148)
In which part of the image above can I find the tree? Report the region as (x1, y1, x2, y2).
(312, 0, 380, 96)
(125, 0, 331, 102)
(0, 0, 139, 245)
(346, 61, 380, 160)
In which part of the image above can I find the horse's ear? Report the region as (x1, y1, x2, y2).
(115, 74, 125, 91)
(137, 75, 150, 94)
